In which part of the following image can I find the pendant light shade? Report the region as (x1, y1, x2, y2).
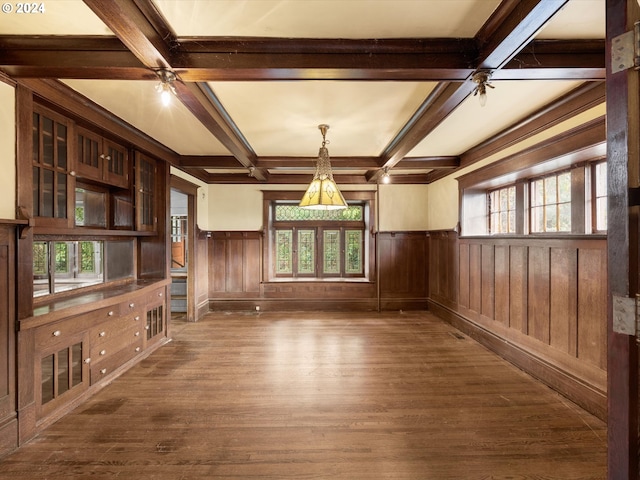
(299, 125, 347, 210)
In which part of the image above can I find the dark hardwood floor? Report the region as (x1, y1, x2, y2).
(1, 311, 606, 479)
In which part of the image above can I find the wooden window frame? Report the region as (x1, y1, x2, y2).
(263, 191, 375, 282)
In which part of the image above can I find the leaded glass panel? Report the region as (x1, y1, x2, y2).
(276, 205, 362, 221)
(276, 230, 293, 274)
(345, 230, 363, 274)
(323, 230, 340, 274)
(297, 229, 315, 274)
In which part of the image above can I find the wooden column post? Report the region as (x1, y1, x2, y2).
(607, 0, 640, 478)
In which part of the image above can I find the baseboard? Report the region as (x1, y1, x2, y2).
(428, 299, 606, 420)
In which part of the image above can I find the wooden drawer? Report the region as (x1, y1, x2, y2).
(34, 307, 113, 351)
(90, 325, 143, 362)
(90, 311, 144, 347)
(119, 297, 143, 316)
(145, 286, 166, 307)
(90, 338, 143, 384)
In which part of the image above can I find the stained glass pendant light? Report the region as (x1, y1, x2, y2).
(299, 124, 347, 210)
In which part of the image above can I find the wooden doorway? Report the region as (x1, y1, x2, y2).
(170, 176, 198, 322)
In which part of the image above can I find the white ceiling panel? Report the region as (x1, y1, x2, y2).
(409, 80, 585, 157)
(154, 0, 501, 38)
(63, 79, 229, 155)
(210, 80, 438, 157)
(0, 1, 113, 35)
(537, 0, 605, 39)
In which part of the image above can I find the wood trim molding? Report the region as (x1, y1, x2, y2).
(456, 116, 605, 190)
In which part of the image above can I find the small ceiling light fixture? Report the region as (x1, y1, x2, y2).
(381, 167, 391, 184)
(155, 69, 176, 106)
(472, 70, 494, 107)
(299, 124, 347, 210)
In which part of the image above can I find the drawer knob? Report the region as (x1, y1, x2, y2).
(134, 316, 140, 321)
(144, 325, 150, 330)
(135, 347, 141, 352)
(84, 358, 91, 364)
(134, 331, 140, 336)
(99, 331, 106, 337)
(108, 311, 114, 316)
(129, 303, 135, 308)
(100, 368, 107, 374)
(100, 350, 106, 356)
(52, 330, 61, 337)
(158, 292, 163, 297)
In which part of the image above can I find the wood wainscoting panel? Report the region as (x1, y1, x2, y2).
(458, 242, 470, 309)
(428, 233, 607, 418)
(468, 243, 482, 314)
(481, 244, 495, 320)
(577, 247, 607, 370)
(209, 232, 261, 297)
(509, 245, 528, 334)
(549, 248, 578, 356)
(226, 236, 244, 293)
(527, 246, 551, 344)
(494, 245, 510, 326)
(0, 226, 17, 457)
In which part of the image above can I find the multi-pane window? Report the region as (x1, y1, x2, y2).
(33, 240, 104, 297)
(530, 171, 571, 233)
(488, 185, 516, 234)
(593, 161, 607, 231)
(273, 204, 365, 278)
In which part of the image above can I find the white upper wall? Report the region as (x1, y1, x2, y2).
(0, 82, 15, 220)
(378, 184, 429, 232)
(197, 183, 430, 232)
(424, 103, 607, 231)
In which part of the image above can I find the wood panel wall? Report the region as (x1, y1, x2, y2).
(0, 225, 17, 457)
(428, 231, 607, 419)
(207, 230, 429, 312)
(378, 232, 429, 310)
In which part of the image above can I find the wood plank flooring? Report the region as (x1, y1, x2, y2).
(1, 311, 606, 479)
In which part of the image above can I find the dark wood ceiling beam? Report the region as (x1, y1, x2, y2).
(173, 81, 264, 180)
(374, 81, 475, 181)
(81, 0, 265, 180)
(476, 0, 570, 70)
(501, 40, 605, 80)
(180, 156, 243, 169)
(395, 156, 460, 169)
(368, 0, 573, 184)
(83, 0, 174, 70)
(205, 173, 368, 185)
(256, 157, 381, 169)
(0, 36, 602, 81)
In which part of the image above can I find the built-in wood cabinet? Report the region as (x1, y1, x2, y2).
(9, 86, 171, 451)
(76, 127, 129, 189)
(20, 282, 168, 438)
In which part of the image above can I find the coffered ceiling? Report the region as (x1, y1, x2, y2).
(0, 0, 605, 184)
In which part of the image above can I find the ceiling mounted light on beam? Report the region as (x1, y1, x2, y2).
(299, 124, 347, 210)
(382, 167, 391, 184)
(155, 68, 176, 106)
(472, 70, 494, 107)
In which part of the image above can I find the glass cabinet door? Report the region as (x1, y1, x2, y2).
(136, 153, 156, 232)
(32, 107, 71, 226)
